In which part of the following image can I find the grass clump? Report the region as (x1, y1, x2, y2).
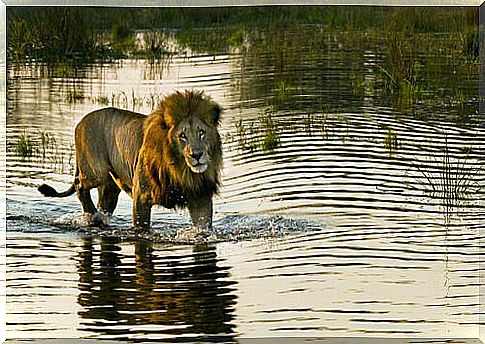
(234, 108, 281, 153)
(142, 31, 170, 59)
(15, 132, 36, 158)
(380, 34, 425, 99)
(12, 130, 75, 174)
(383, 128, 399, 156)
(407, 132, 483, 207)
(66, 90, 85, 103)
(259, 110, 280, 152)
(228, 28, 247, 47)
(276, 80, 298, 104)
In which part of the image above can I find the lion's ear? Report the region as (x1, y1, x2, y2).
(159, 105, 172, 129)
(212, 104, 222, 126)
(160, 117, 169, 130)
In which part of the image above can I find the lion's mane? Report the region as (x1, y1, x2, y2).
(140, 90, 222, 209)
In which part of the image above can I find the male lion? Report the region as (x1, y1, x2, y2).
(38, 90, 223, 232)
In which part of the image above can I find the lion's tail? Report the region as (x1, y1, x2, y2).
(38, 167, 78, 198)
(38, 182, 76, 198)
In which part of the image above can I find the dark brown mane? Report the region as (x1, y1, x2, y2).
(140, 90, 222, 209)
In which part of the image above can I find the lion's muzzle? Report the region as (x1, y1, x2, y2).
(186, 151, 208, 174)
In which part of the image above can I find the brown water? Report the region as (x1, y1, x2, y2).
(5, 27, 485, 341)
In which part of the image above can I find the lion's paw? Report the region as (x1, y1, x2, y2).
(83, 211, 111, 227)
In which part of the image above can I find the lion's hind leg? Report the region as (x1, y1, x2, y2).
(75, 174, 107, 227)
(76, 185, 97, 215)
(77, 185, 105, 227)
(97, 178, 121, 215)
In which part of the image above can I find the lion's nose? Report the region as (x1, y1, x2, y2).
(191, 151, 203, 161)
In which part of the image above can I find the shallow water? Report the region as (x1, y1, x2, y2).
(5, 25, 485, 341)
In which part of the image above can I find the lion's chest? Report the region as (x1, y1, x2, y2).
(159, 184, 187, 209)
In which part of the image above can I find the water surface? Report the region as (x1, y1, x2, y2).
(6, 25, 485, 341)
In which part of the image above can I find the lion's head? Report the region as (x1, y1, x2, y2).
(141, 90, 223, 207)
(163, 92, 222, 174)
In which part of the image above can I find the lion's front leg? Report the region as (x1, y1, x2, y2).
(175, 195, 213, 242)
(133, 196, 152, 230)
(132, 167, 152, 231)
(188, 195, 213, 231)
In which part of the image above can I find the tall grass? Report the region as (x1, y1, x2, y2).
(12, 131, 75, 174)
(8, 7, 103, 61)
(408, 132, 483, 207)
(7, 6, 477, 62)
(259, 110, 280, 152)
(379, 33, 427, 105)
(383, 128, 399, 156)
(234, 108, 281, 153)
(15, 131, 35, 158)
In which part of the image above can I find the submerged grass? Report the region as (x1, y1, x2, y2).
(383, 128, 399, 156)
(235, 118, 258, 152)
(234, 108, 281, 153)
(407, 132, 484, 207)
(15, 132, 35, 158)
(259, 110, 280, 152)
(12, 130, 75, 174)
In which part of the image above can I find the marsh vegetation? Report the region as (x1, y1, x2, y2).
(7, 7, 478, 59)
(11, 130, 75, 174)
(7, 6, 481, 191)
(5, 6, 484, 340)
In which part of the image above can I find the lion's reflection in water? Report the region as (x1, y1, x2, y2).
(76, 238, 237, 340)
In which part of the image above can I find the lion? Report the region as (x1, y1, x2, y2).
(38, 90, 223, 232)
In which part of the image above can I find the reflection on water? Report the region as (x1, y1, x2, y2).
(77, 239, 237, 340)
(7, 222, 483, 339)
(6, 19, 484, 341)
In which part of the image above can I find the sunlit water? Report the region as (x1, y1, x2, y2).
(5, 27, 485, 341)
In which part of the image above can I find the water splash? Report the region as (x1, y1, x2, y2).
(7, 209, 323, 244)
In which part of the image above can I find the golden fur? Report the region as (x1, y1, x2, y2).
(141, 91, 222, 206)
(39, 90, 223, 230)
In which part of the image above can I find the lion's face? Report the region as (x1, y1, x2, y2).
(141, 90, 222, 206)
(171, 117, 216, 174)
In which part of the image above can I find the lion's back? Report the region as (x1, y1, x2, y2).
(76, 107, 145, 134)
(75, 107, 146, 186)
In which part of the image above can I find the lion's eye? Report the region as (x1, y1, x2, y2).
(180, 132, 187, 142)
(199, 129, 205, 139)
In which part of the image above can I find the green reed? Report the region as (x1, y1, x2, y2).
(8, 7, 477, 62)
(15, 131, 35, 158)
(275, 79, 301, 105)
(409, 132, 483, 205)
(228, 28, 247, 47)
(234, 108, 281, 153)
(383, 128, 399, 156)
(13, 130, 75, 174)
(259, 110, 280, 152)
(66, 90, 85, 103)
